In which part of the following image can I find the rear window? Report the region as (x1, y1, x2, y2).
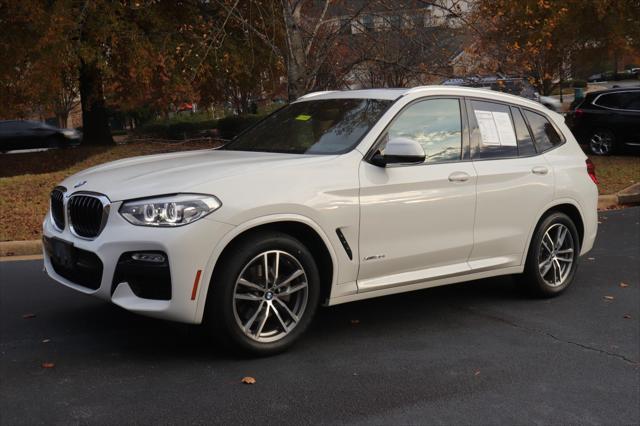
(469, 100, 518, 159)
(523, 110, 563, 152)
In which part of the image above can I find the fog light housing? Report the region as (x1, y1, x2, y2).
(112, 251, 171, 300)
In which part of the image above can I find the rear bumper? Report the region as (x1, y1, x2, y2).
(43, 203, 234, 323)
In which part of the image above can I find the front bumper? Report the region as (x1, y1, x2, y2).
(43, 201, 234, 323)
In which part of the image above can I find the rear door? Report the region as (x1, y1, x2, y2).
(617, 91, 640, 145)
(467, 99, 555, 269)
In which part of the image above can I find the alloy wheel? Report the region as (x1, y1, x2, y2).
(232, 250, 309, 343)
(589, 131, 613, 155)
(538, 223, 575, 287)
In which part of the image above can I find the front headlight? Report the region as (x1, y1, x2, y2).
(61, 129, 78, 138)
(119, 194, 221, 227)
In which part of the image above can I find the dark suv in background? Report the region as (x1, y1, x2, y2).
(566, 88, 640, 155)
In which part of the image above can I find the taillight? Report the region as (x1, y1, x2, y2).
(586, 159, 598, 184)
(574, 108, 584, 118)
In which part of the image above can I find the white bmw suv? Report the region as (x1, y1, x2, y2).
(43, 87, 598, 354)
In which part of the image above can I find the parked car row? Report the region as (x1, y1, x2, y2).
(441, 76, 562, 112)
(587, 69, 640, 82)
(0, 120, 81, 152)
(565, 88, 640, 155)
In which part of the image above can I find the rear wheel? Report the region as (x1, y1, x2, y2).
(206, 231, 320, 355)
(589, 129, 615, 155)
(522, 212, 580, 297)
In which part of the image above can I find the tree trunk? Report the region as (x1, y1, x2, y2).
(79, 61, 114, 145)
(56, 112, 69, 128)
(281, 0, 308, 100)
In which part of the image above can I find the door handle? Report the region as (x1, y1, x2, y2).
(448, 171, 470, 182)
(531, 166, 549, 175)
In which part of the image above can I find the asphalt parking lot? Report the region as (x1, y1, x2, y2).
(1, 207, 638, 425)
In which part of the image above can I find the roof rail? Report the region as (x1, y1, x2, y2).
(297, 91, 339, 100)
(404, 85, 438, 95)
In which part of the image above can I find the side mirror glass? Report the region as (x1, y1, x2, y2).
(371, 137, 426, 167)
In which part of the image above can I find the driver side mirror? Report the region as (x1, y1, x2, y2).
(370, 137, 426, 167)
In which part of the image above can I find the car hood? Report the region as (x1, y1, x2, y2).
(60, 149, 337, 201)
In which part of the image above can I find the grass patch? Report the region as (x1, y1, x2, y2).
(588, 155, 640, 195)
(0, 140, 219, 242)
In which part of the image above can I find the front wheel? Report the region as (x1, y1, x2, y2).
(522, 212, 580, 297)
(46, 135, 65, 149)
(206, 231, 320, 355)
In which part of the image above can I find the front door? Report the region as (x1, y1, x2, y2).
(357, 98, 477, 291)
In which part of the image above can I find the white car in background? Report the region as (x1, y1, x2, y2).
(43, 86, 598, 355)
(538, 95, 563, 112)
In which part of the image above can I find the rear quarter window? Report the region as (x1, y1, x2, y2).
(523, 110, 563, 152)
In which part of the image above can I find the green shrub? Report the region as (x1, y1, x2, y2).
(137, 115, 218, 139)
(136, 113, 266, 140)
(217, 115, 264, 140)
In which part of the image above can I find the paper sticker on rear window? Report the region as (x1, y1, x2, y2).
(474, 110, 517, 147)
(295, 114, 312, 121)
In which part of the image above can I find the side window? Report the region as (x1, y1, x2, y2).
(523, 110, 563, 152)
(383, 98, 462, 164)
(619, 92, 640, 111)
(469, 100, 518, 159)
(510, 107, 537, 156)
(595, 93, 624, 109)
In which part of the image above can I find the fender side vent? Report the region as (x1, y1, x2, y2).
(336, 228, 353, 260)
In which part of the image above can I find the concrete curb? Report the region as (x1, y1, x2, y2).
(1, 183, 639, 259)
(617, 182, 640, 205)
(597, 194, 619, 210)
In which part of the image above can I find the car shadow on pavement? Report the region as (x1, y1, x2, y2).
(46, 275, 524, 361)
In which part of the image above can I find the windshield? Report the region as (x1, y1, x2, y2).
(223, 98, 392, 155)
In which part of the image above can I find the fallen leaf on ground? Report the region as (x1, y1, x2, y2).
(41, 362, 55, 369)
(350, 319, 360, 325)
(603, 296, 614, 300)
(22, 313, 36, 319)
(623, 314, 632, 319)
(619, 282, 629, 288)
(241, 376, 256, 384)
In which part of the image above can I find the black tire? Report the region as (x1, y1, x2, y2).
(205, 231, 320, 356)
(588, 128, 615, 155)
(522, 212, 580, 297)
